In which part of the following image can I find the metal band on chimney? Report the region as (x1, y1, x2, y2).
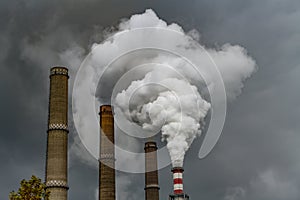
(48, 123, 69, 132)
(50, 67, 69, 78)
(145, 184, 160, 189)
(46, 180, 69, 189)
(99, 153, 115, 161)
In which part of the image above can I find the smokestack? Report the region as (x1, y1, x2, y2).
(45, 66, 69, 200)
(144, 141, 160, 200)
(172, 167, 184, 195)
(99, 105, 115, 200)
(169, 167, 189, 200)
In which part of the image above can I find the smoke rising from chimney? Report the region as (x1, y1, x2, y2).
(110, 10, 256, 167)
(72, 8, 256, 171)
(115, 69, 210, 167)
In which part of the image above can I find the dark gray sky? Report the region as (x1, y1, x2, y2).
(1, 0, 300, 200)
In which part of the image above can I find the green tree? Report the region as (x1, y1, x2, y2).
(9, 175, 50, 200)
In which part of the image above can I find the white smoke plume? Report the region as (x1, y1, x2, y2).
(108, 10, 255, 167)
(115, 68, 211, 167)
(71, 9, 256, 170)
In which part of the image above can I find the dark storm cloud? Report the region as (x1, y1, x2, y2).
(0, 0, 299, 200)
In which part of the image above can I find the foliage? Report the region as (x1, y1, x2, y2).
(9, 175, 50, 200)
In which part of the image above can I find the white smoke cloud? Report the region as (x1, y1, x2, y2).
(114, 68, 211, 167)
(71, 8, 256, 170)
(84, 9, 255, 167)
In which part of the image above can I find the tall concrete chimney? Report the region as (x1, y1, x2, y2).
(45, 66, 69, 200)
(144, 141, 160, 200)
(169, 167, 189, 200)
(99, 105, 115, 200)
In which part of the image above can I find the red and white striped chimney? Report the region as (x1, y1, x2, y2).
(172, 167, 184, 195)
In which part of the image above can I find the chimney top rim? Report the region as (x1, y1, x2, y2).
(50, 66, 68, 71)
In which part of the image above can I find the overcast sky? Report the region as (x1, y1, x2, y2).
(1, 0, 300, 200)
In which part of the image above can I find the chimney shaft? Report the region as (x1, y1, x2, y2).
(144, 141, 160, 200)
(99, 105, 115, 200)
(169, 167, 189, 200)
(172, 167, 184, 195)
(45, 66, 69, 200)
